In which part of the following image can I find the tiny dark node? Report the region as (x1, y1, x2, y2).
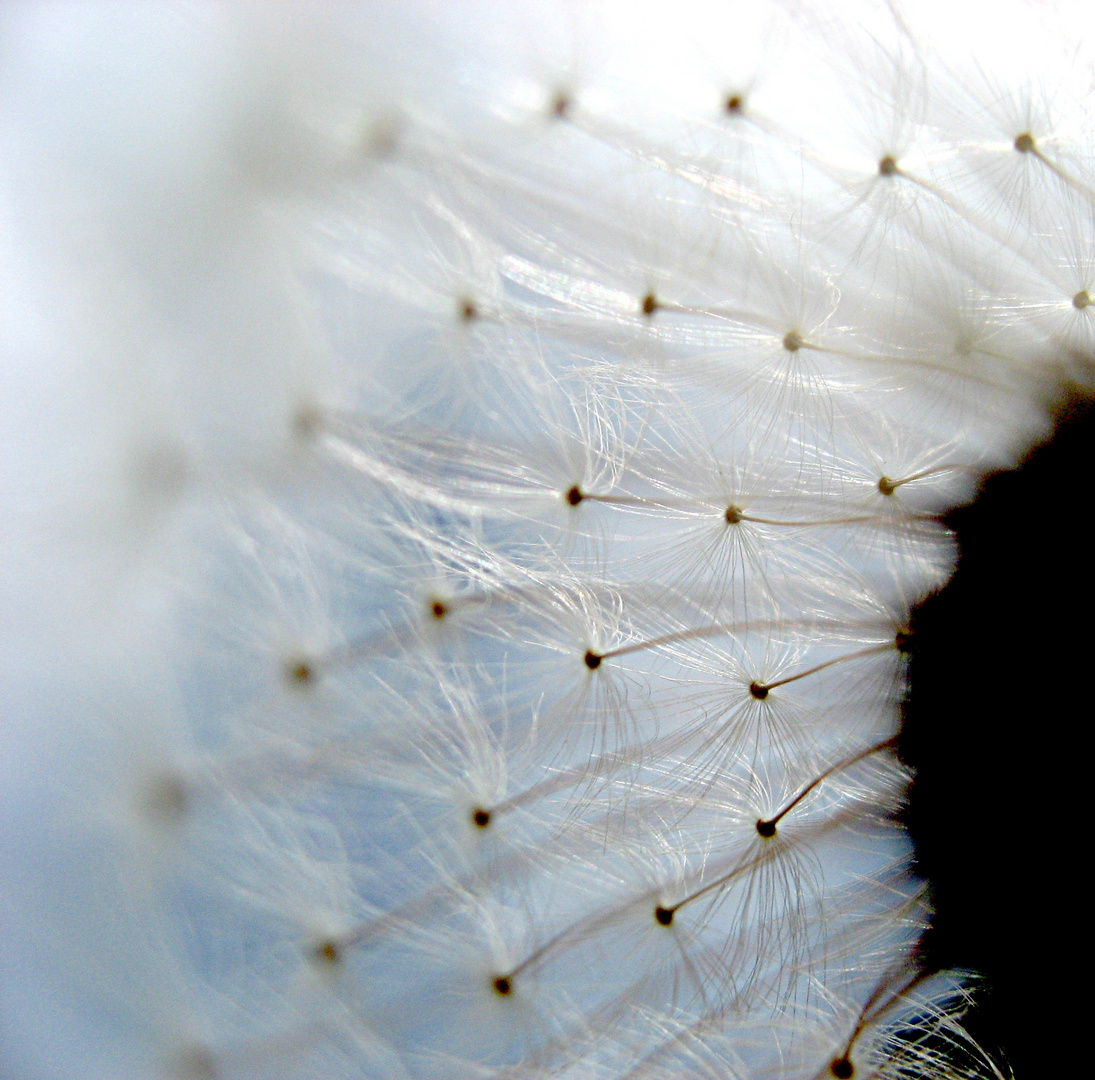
(584, 650, 603, 670)
(782, 330, 803, 352)
(654, 905, 674, 926)
(725, 94, 743, 114)
(641, 292, 658, 316)
(550, 91, 571, 119)
(1073, 290, 1091, 310)
(725, 504, 743, 524)
(749, 680, 769, 700)
(293, 404, 323, 440)
(895, 628, 914, 654)
(756, 818, 777, 838)
(830, 1057, 854, 1080)
(878, 475, 897, 496)
(175, 1044, 219, 1080)
(878, 155, 898, 176)
(288, 660, 316, 686)
(145, 772, 190, 822)
(1014, 132, 1035, 153)
(566, 485, 583, 506)
(493, 975, 513, 996)
(315, 939, 340, 964)
(472, 808, 491, 828)
(431, 600, 448, 620)
(459, 299, 478, 322)
(369, 120, 400, 159)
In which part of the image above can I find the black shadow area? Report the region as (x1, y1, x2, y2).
(900, 391, 1094, 1078)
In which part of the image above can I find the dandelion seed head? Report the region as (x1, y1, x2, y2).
(4, 1, 1089, 1077)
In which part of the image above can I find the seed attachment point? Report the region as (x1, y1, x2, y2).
(314, 939, 340, 965)
(549, 91, 571, 119)
(286, 659, 317, 687)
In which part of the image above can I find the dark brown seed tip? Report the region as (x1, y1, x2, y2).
(293, 404, 323, 440)
(315, 939, 340, 964)
(550, 91, 570, 118)
(287, 660, 316, 686)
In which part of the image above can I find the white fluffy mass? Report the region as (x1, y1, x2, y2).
(1, 2, 1090, 1078)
